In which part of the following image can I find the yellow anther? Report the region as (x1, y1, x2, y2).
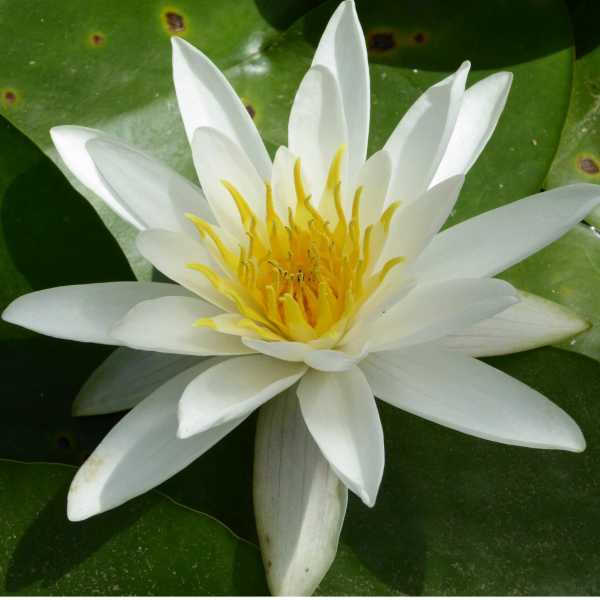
(222, 180, 257, 231)
(185, 213, 237, 270)
(380, 201, 401, 233)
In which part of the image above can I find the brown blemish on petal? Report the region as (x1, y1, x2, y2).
(578, 156, 600, 174)
(165, 10, 185, 33)
(367, 30, 397, 54)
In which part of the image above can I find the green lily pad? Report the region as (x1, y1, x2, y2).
(502, 224, 600, 364)
(0, 0, 573, 276)
(0, 460, 267, 595)
(545, 0, 600, 227)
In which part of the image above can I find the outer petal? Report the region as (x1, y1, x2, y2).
(110, 296, 251, 356)
(50, 126, 143, 228)
(288, 65, 347, 203)
(377, 174, 465, 268)
(362, 345, 585, 452)
(312, 0, 370, 176)
(136, 229, 236, 312)
(67, 358, 243, 521)
(177, 355, 307, 438)
(2, 282, 189, 345)
(86, 137, 213, 235)
(431, 72, 513, 186)
(171, 37, 271, 179)
(254, 388, 347, 596)
(297, 367, 384, 507)
(73, 348, 201, 416)
(416, 184, 600, 282)
(384, 61, 470, 206)
(191, 127, 266, 237)
(366, 278, 520, 353)
(440, 290, 590, 357)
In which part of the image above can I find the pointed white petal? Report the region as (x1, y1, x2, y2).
(384, 62, 470, 205)
(86, 137, 213, 235)
(110, 296, 251, 356)
(312, 0, 370, 176)
(368, 278, 519, 352)
(297, 367, 384, 506)
(67, 358, 244, 521)
(432, 72, 513, 186)
(254, 388, 347, 596)
(271, 146, 298, 220)
(171, 37, 271, 179)
(50, 126, 143, 228)
(136, 229, 236, 312)
(288, 65, 347, 202)
(441, 289, 590, 357)
(242, 338, 365, 372)
(377, 174, 464, 268)
(362, 345, 585, 452)
(2, 282, 188, 344)
(177, 355, 306, 438)
(417, 184, 600, 282)
(355, 149, 392, 228)
(73, 349, 201, 416)
(191, 127, 266, 236)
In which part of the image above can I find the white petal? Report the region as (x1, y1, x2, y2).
(73, 348, 201, 416)
(377, 174, 465, 268)
(384, 62, 470, 205)
(440, 289, 590, 357)
(50, 126, 143, 228)
(367, 278, 520, 352)
(297, 367, 384, 506)
(312, 0, 370, 177)
(2, 282, 188, 345)
(271, 146, 298, 220)
(417, 184, 600, 282)
(136, 229, 236, 312)
(67, 358, 243, 521)
(362, 345, 585, 452)
(171, 37, 271, 179)
(242, 338, 365, 372)
(254, 388, 347, 596)
(355, 149, 392, 228)
(288, 65, 347, 202)
(86, 137, 213, 235)
(177, 355, 306, 438)
(432, 72, 513, 186)
(111, 296, 251, 356)
(191, 127, 266, 237)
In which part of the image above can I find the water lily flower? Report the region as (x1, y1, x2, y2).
(3, 0, 599, 595)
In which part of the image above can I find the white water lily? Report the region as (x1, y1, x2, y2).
(3, 0, 599, 594)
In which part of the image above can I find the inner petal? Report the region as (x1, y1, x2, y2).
(186, 146, 405, 344)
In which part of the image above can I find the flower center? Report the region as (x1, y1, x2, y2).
(186, 147, 404, 344)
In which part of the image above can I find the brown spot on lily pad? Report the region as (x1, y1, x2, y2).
(578, 156, 600, 175)
(412, 31, 429, 45)
(367, 30, 397, 53)
(165, 10, 185, 33)
(89, 32, 105, 47)
(2, 89, 17, 107)
(245, 104, 256, 119)
(54, 431, 76, 451)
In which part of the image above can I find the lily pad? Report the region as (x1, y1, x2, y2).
(0, 460, 267, 595)
(0, 0, 573, 276)
(545, 0, 600, 227)
(502, 224, 600, 364)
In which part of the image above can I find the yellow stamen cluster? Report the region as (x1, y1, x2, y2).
(186, 147, 404, 344)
